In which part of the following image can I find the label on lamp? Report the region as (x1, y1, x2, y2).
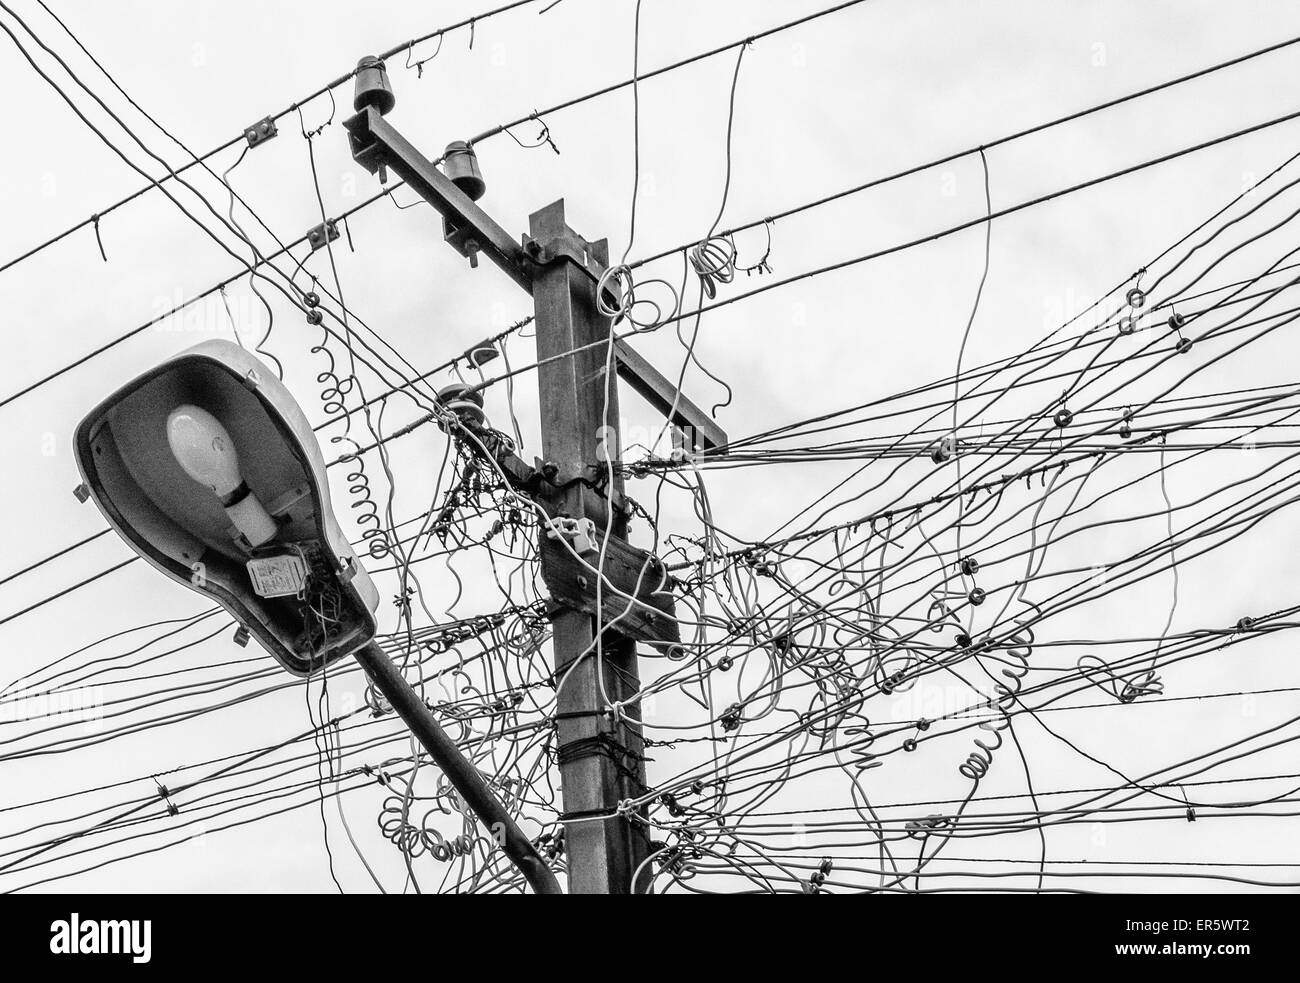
(246, 553, 309, 598)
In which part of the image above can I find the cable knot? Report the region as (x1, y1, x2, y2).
(90, 212, 108, 262)
(604, 700, 628, 723)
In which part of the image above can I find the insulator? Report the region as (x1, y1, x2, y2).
(1119, 421, 1132, 439)
(1126, 287, 1146, 308)
(1176, 337, 1194, 354)
(1054, 408, 1074, 428)
(353, 56, 396, 116)
(444, 141, 486, 201)
(1168, 312, 1186, 330)
(968, 587, 986, 606)
(1118, 315, 1136, 335)
(436, 383, 486, 427)
(960, 556, 979, 576)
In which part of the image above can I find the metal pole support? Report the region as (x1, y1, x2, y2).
(353, 640, 563, 895)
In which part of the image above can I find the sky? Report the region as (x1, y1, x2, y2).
(3, 0, 1300, 893)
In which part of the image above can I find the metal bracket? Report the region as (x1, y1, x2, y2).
(466, 339, 500, 367)
(344, 106, 535, 294)
(613, 340, 729, 453)
(538, 529, 681, 648)
(452, 423, 544, 495)
(522, 232, 615, 303)
(244, 117, 278, 148)
(306, 220, 339, 252)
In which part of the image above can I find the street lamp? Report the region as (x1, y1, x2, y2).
(73, 338, 560, 894)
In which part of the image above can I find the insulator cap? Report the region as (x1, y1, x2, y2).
(354, 56, 396, 116)
(444, 141, 486, 201)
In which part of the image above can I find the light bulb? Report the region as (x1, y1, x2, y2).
(166, 404, 277, 546)
(167, 404, 242, 497)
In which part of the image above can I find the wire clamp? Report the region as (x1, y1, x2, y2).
(154, 780, 180, 817)
(244, 117, 279, 148)
(546, 515, 597, 555)
(306, 220, 339, 251)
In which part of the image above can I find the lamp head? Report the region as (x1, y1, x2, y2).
(73, 340, 380, 675)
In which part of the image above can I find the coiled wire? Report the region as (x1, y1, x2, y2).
(958, 622, 1034, 781)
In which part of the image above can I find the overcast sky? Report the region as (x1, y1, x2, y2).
(3, 0, 1300, 893)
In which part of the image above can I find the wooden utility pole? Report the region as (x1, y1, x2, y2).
(344, 65, 727, 892)
(529, 200, 652, 893)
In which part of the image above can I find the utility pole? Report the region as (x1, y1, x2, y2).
(343, 57, 727, 893)
(529, 201, 651, 892)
